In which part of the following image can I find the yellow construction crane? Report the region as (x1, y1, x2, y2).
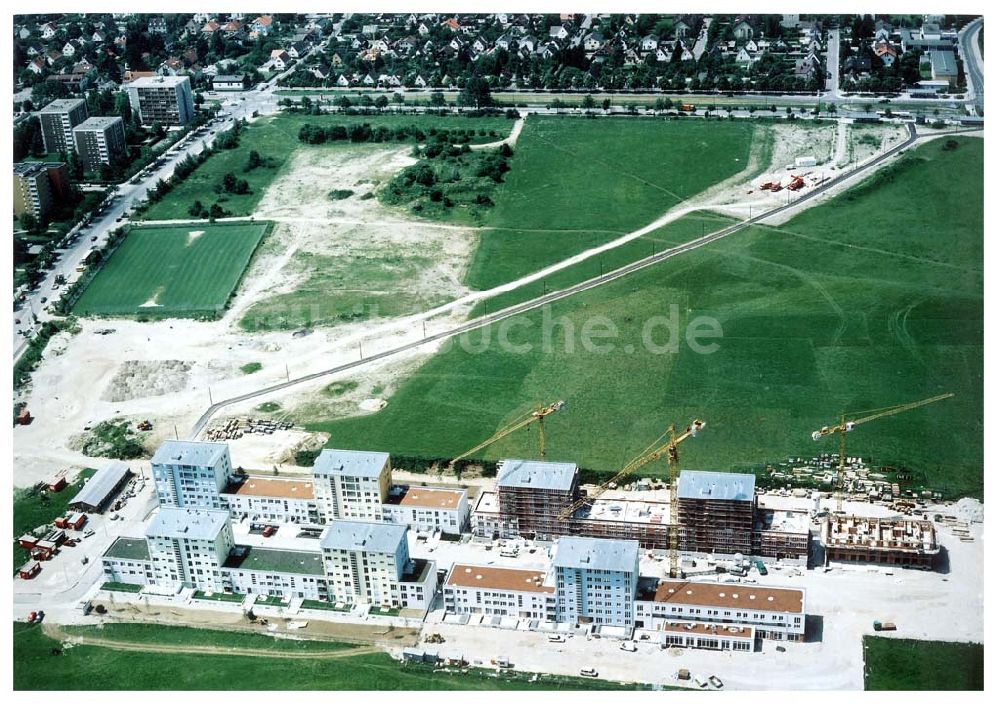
(559, 419, 705, 577)
(812, 393, 954, 512)
(448, 400, 566, 469)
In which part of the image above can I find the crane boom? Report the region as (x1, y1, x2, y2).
(812, 393, 954, 511)
(558, 419, 704, 577)
(449, 400, 565, 466)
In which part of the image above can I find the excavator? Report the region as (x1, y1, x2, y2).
(812, 393, 954, 512)
(558, 419, 705, 578)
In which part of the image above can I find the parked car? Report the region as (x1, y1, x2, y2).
(547, 634, 565, 643)
(580, 668, 599, 678)
(709, 675, 724, 689)
(620, 641, 638, 652)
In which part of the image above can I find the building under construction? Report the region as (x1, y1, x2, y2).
(821, 515, 939, 569)
(676, 470, 756, 557)
(476, 463, 811, 562)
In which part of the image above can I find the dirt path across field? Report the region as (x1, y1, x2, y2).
(44, 623, 385, 660)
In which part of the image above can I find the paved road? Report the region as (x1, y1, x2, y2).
(826, 29, 841, 96)
(187, 123, 936, 438)
(958, 17, 984, 113)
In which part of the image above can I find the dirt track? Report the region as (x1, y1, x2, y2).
(44, 623, 385, 660)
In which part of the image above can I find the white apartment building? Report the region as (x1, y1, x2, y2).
(102, 536, 153, 585)
(145, 507, 234, 593)
(312, 449, 391, 522)
(552, 536, 639, 628)
(152, 440, 233, 510)
(125, 75, 195, 126)
(383, 485, 469, 535)
(443, 563, 556, 620)
(634, 580, 806, 642)
(221, 545, 329, 600)
(319, 520, 435, 610)
(220, 475, 319, 525)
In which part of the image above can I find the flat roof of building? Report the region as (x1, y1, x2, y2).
(401, 557, 433, 584)
(213, 74, 246, 81)
(497, 459, 578, 492)
(127, 75, 191, 87)
(39, 98, 86, 113)
(13, 161, 63, 176)
(581, 492, 671, 525)
(650, 580, 804, 614)
(223, 545, 324, 576)
(660, 621, 755, 640)
(74, 116, 123, 130)
(152, 440, 229, 468)
(930, 49, 958, 74)
(146, 507, 230, 541)
(446, 563, 554, 593)
(553, 536, 639, 574)
(104, 536, 150, 561)
(69, 460, 132, 510)
(677, 470, 755, 502)
(473, 489, 499, 515)
(319, 520, 406, 554)
(313, 449, 389, 479)
(387, 486, 465, 510)
(222, 476, 314, 500)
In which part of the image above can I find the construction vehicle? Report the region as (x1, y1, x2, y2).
(770, 182, 783, 192)
(680, 104, 696, 112)
(788, 175, 806, 191)
(425, 633, 445, 644)
(812, 393, 954, 512)
(872, 620, 896, 631)
(758, 181, 777, 191)
(559, 419, 705, 578)
(447, 400, 565, 470)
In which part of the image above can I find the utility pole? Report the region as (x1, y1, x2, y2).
(208, 387, 213, 405)
(285, 364, 289, 382)
(358, 342, 363, 360)
(422, 320, 427, 339)
(174, 424, 179, 440)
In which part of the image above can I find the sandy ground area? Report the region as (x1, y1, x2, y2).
(12, 143, 480, 486)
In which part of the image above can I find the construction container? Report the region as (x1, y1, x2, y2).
(32, 541, 56, 560)
(795, 156, 817, 168)
(18, 534, 38, 550)
(54, 517, 69, 529)
(16, 409, 32, 425)
(48, 476, 67, 492)
(19, 561, 41, 580)
(66, 512, 88, 530)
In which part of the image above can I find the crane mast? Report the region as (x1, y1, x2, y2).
(559, 419, 704, 578)
(812, 393, 953, 512)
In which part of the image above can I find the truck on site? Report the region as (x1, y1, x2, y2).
(873, 620, 897, 631)
(680, 104, 696, 112)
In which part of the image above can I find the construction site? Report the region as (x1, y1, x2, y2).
(820, 516, 939, 569)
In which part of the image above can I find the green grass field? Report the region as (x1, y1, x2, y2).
(239, 251, 451, 332)
(464, 116, 758, 289)
(13, 623, 643, 690)
(13, 469, 95, 571)
(864, 636, 983, 690)
(307, 137, 983, 496)
(73, 223, 268, 318)
(142, 113, 514, 220)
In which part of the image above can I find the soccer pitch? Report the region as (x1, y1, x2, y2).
(73, 223, 268, 318)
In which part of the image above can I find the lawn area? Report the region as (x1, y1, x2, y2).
(239, 251, 450, 332)
(63, 623, 353, 652)
(464, 115, 758, 289)
(13, 468, 96, 571)
(72, 223, 268, 318)
(863, 636, 983, 690)
(141, 112, 515, 220)
(307, 137, 983, 497)
(13, 622, 644, 690)
(483, 210, 737, 312)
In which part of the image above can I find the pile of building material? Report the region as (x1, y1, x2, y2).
(938, 516, 975, 542)
(205, 417, 295, 441)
